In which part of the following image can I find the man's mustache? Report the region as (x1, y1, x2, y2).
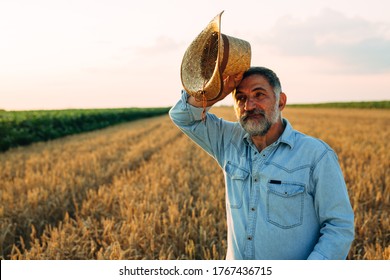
(241, 109, 266, 122)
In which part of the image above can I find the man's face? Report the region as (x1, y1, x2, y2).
(233, 74, 280, 136)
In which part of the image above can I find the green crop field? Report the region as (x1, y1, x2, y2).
(0, 107, 170, 152)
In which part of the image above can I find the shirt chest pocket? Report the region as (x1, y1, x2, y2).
(267, 181, 305, 229)
(224, 162, 249, 209)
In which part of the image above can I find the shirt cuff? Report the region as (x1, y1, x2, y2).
(181, 90, 212, 121)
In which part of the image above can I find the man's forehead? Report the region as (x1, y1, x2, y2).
(235, 75, 272, 94)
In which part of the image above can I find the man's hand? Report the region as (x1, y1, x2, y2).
(221, 72, 244, 99)
(187, 72, 244, 107)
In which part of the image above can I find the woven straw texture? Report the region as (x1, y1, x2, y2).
(181, 11, 251, 101)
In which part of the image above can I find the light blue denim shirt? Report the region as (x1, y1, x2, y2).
(169, 91, 354, 260)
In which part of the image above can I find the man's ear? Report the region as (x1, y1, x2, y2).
(279, 92, 287, 111)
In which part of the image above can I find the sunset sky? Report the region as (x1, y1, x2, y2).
(1, 0, 389, 110)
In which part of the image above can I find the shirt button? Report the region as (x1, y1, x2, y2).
(248, 236, 253, 241)
(251, 207, 256, 212)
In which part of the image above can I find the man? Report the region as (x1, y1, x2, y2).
(169, 66, 355, 260)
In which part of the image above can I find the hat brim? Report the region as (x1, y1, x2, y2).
(180, 11, 251, 101)
(180, 12, 224, 101)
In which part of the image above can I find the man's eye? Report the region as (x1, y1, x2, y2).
(236, 96, 246, 102)
(255, 92, 264, 98)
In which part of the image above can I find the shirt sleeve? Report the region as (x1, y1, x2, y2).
(307, 150, 355, 260)
(169, 90, 233, 165)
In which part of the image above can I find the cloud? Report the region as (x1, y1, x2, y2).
(134, 36, 185, 56)
(81, 36, 185, 76)
(257, 8, 390, 74)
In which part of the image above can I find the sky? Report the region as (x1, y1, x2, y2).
(1, 0, 390, 110)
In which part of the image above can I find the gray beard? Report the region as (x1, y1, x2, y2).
(239, 112, 271, 136)
(238, 104, 279, 136)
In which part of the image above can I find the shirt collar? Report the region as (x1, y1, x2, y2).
(278, 118, 295, 149)
(243, 118, 295, 149)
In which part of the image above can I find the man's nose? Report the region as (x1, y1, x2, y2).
(244, 97, 256, 111)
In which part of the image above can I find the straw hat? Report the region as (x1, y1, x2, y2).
(181, 11, 251, 101)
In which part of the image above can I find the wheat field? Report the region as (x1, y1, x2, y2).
(0, 107, 389, 260)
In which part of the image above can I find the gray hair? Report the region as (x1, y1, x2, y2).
(241, 66, 282, 100)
